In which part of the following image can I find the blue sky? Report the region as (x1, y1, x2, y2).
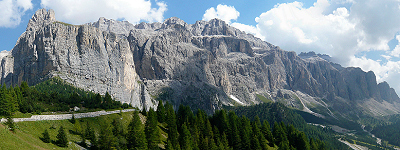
(2, 0, 400, 94)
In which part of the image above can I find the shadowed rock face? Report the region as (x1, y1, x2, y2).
(1, 9, 400, 116)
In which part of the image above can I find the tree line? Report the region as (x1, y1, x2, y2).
(0, 77, 129, 118)
(52, 100, 329, 150)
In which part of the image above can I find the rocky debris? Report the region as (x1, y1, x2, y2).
(1, 9, 400, 118)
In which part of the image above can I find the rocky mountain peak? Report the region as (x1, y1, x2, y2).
(299, 51, 332, 62)
(27, 9, 55, 31)
(162, 17, 188, 28)
(88, 17, 135, 35)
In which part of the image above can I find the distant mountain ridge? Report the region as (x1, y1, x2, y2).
(1, 9, 399, 119)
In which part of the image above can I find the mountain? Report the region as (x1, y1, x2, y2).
(1, 9, 400, 120)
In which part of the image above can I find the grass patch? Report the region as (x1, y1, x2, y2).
(54, 21, 74, 26)
(1, 111, 137, 150)
(256, 94, 273, 103)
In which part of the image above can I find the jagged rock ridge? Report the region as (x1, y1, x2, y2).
(1, 9, 400, 117)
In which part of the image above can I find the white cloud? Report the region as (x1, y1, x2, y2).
(202, 4, 239, 24)
(0, 0, 33, 27)
(230, 23, 265, 40)
(255, 0, 362, 63)
(247, 0, 400, 64)
(40, 0, 167, 25)
(390, 35, 400, 57)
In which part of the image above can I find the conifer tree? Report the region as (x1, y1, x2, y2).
(0, 85, 13, 116)
(190, 123, 200, 150)
(251, 121, 267, 150)
(273, 122, 287, 146)
(179, 123, 192, 150)
(42, 129, 51, 143)
(296, 131, 310, 150)
(73, 119, 82, 134)
(228, 111, 241, 149)
(310, 138, 318, 150)
(14, 86, 23, 104)
(166, 102, 179, 149)
(239, 116, 251, 150)
(5, 116, 15, 132)
(112, 117, 126, 149)
(8, 86, 18, 113)
(145, 108, 160, 150)
(156, 100, 166, 123)
(94, 93, 102, 108)
(165, 139, 174, 150)
(98, 123, 117, 150)
(127, 111, 148, 150)
(85, 122, 97, 148)
(56, 126, 68, 147)
(262, 120, 274, 147)
(220, 132, 230, 150)
(102, 92, 112, 109)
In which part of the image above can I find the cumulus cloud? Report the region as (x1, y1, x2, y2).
(247, 0, 400, 64)
(390, 35, 400, 57)
(230, 22, 265, 40)
(202, 4, 240, 24)
(255, 0, 361, 63)
(0, 0, 33, 27)
(40, 0, 167, 25)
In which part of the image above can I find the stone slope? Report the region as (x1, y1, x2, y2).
(1, 9, 400, 117)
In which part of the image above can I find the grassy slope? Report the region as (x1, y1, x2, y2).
(0, 111, 141, 150)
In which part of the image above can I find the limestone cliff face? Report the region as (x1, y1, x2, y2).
(2, 9, 400, 116)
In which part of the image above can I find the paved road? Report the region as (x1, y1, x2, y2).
(0, 109, 136, 123)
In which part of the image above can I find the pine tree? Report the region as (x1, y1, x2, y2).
(8, 86, 18, 113)
(0, 85, 13, 116)
(179, 123, 192, 150)
(296, 131, 310, 150)
(5, 116, 15, 132)
(56, 126, 68, 147)
(156, 100, 166, 123)
(14, 86, 23, 108)
(310, 138, 318, 150)
(145, 108, 160, 150)
(166, 139, 175, 150)
(94, 93, 102, 108)
(166, 102, 179, 149)
(273, 122, 287, 146)
(251, 121, 267, 150)
(112, 118, 126, 149)
(42, 129, 51, 143)
(262, 120, 274, 147)
(239, 116, 251, 150)
(73, 118, 82, 134)
(278, 141, 290, 150)
(228, 111, 241, 149)
(98, 123, 117, 150)
(102, 92, 112, 109)
(127, 111, 148, 150)
(85, 122, 97, 148)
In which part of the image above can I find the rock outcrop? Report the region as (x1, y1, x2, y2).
(1, 9, 400, 117)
